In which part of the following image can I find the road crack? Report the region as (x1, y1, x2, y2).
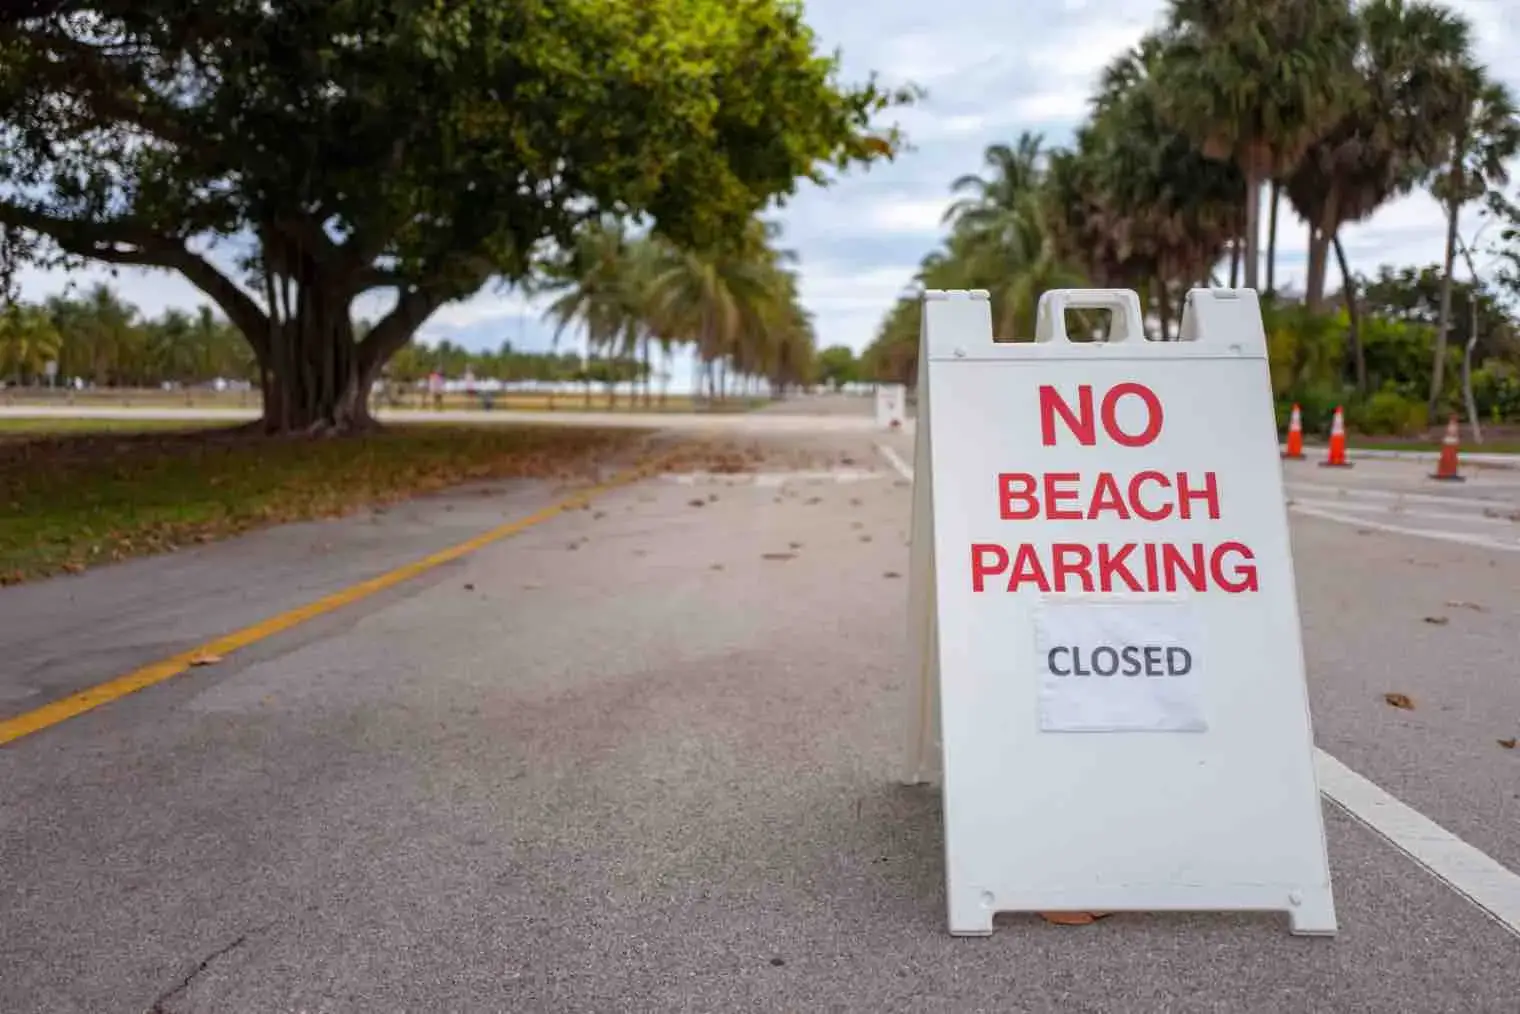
(144, 919, 277, 1014)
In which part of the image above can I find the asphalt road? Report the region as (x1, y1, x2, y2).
(3, 406, 1520, 1012)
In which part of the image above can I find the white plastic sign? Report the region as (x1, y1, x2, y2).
(875, 383, 906, 429)
(902, 287, 1335, 937)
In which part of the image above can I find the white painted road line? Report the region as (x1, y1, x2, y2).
(875, 441, 1520, 938)
(875, 442, 914, 481)
(1285, 483, 1520, 511)
(660, 470, 887, 487)
(1316, 752, 1520, 939)
(1289, 504, 1520, 553)
(1287, 497, 1520, 529)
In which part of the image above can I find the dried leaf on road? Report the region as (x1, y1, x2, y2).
(1445, 600, 1486, 611)
(188, 651, 223, 667)
(884, 571, 901, 579)
(1384, 692, 1415, 710)
(804, 496, 822, 505)
(688, 499, 706, 508)
(463, 583, 475, 591)
(789, 541, 803, 550)
(762, 552, 796, 561)
(859, 534, 873, 543)
(1498, 738, 1516, 750)
(1422, 616, 1449, 625)
(1039, 912, 1112, 926)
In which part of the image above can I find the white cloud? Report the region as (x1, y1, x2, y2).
(12, 0, 1520, 360)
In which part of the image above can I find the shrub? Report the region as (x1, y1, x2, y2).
(1347, 389, 1425, 436)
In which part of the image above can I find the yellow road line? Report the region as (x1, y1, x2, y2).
(0, 453, 670, 748)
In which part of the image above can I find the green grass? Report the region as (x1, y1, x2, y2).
(1303, 438, 1520, 454)
(0, 417, 244, 436)
(4, 389, 767, 414)
(0, 424, 649, 585)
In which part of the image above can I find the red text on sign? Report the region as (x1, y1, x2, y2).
(1039, 382, 1163, 448)
(970, 541, 1258, 595)
(998, 471, 1220, 521)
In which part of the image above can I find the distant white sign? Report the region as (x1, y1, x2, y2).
(1035, 598, 1206, 733)
(43, 360, 58, 379)
(875, 383, 906, 429)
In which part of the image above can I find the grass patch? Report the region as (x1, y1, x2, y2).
(0, 417, 244, 437)
(4, 390, 766, 414)
(1309, 438, 1520, 454)
(0, 424, 648, 585)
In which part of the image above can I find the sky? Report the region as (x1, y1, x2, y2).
(12, 0, 1520, 373)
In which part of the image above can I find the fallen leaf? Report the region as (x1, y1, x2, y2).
(1355, 528, 1372, 536)
(1498, 738, 1516, 750)
(1423, 616, 1449, 625)
(710, 563, 724, 570)
(1384, 692, 1415, 710)
(592, 511, 606, 520)
(884, 571, 901, 578)
(850, 497, 862, 507)
(188, 651, 223, 667)
(789, 541, 803, 550)
(1039, 912, 1112, 926)
(464, 583, 475, 591)
(707, 493, 718, 502)
(805, 496, 822, 505)
(688, 499, 707, 508)
(859, 534, 873, 543)
(762, 552, 796, 561)
(1445, 600, 1486, 611)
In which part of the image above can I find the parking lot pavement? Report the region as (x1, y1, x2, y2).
(1283, 455, 1520, 553)
(3, 429, 1520, 1012)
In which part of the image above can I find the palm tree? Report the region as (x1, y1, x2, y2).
(1429, 74, 1520, 418)
(1157, 0, 1361, 291)
(1286, 0, 1478, 392)
(646, 221, 788, 402)
(0, 303, 62, 384)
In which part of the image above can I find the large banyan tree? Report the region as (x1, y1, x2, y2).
(0, 0, 907, 431)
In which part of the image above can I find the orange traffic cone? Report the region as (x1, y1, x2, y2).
(1283, 403, 1305, 460)
(1430, 415, 1465, 482)
(1320, 406, 1353, 468)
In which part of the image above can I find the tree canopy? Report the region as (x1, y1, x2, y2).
(861, 0, 1520, 433)
(0, 0, 910, 431)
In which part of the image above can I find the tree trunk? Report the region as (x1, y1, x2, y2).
(1305, 227, 1332, 313)
(1429, 196, 1462, 420)
(1266, 180, 1281, 295)
(257, 278, 373, 435)
(1155, 278, 1172, 341)
(1228, 240, 1241, 288)
(1332, 233, 1367, 395)
(1243, 170, 1262, 291)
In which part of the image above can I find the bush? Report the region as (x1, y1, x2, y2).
(1346, 389, 1425, 436)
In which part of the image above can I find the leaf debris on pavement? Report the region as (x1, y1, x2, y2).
(1422, 616, 1449, 625)
(1384, 692, 1415, 710)
(188, 651, 224, 667)
(1498, 738, 1516, 750)
(762, 552, 796, 561)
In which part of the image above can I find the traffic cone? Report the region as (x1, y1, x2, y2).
(1430, 415, 1465, 482)
(1320, 406, 1353, 468)
(1282, 403, 1305, 460)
